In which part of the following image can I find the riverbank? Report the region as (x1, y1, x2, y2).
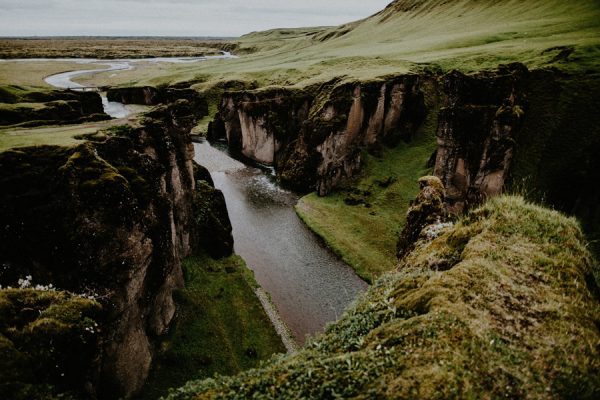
(137, 253, 285, 400)
(193, 140, 368, 344)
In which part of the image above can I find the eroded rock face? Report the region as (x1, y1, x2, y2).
(0, 97, 231, 399)
(397, 176, 447, 259)
(106, 85, 209, 116)
(210, 77, 426, 195)
(434, 64, 528, 213)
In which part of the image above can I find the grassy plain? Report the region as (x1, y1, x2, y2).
(3, 1, 598, 93)
(0, 61, 106, 87)
(138, 253, 285, 400)
(0, 37, 233, 59)
(55, 0, 600, 89)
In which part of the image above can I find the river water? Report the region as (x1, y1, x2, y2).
(194, 140, 368, 344)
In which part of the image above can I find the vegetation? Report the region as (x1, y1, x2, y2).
(296, 82, 440, 282)
(0, 288, 102, 400)
(0, 62, 105, 88)
(167, 196, 600, 399)
(51, 0, 600, 89)
(138, 253, 285, 400)
(0, 37, 234, 59)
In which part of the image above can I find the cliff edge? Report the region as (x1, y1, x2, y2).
(0, 97, 233, 399)
(167, 190, 600, 399)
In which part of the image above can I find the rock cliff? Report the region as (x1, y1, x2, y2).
(107, 85, 209, 115)
(0, 97, 232, 399)
(210, 65, 599, 251)
(0, 88, 109, 127)
(209, 76, 426, 195)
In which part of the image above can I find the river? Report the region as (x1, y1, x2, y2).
(43, 58, 369, 346)
(40, 53, 237, 118)
(194, 140, 368, 345)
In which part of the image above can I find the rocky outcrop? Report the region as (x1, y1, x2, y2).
(0, 89, 108, 126)
(0, 97, 232, 399)
(191, 163, 234, 259)
(106, 85, 209, 115)
(433, 64, 528, 213)
(396, 176, 447, 259)
(210, 76, 426, 195)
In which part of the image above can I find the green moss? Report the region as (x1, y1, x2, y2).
(138, 253, 285, 400)
(0, 289, 101, 400)
(167, 196, 600, 399)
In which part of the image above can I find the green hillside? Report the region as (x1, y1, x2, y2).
(70, 0, 600, 89)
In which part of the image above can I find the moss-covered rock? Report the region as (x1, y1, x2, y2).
(396, 176, 447, 259)
(192, 163, 234, 258)
(0, 289, 101, 400)
(167, 196, 600, 399)
(0, 86, 108, 127)
(0, 97, 211, 398)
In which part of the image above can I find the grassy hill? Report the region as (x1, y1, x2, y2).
(64, 0, 600, 89)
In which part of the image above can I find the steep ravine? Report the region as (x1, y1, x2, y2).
(0, 95, 232, 399)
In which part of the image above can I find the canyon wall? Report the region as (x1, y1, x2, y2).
(0, 89, 109, 126)
(209, 76, 426, 195)
(210, 65, 599, 249)
(0, 97, 232, 399)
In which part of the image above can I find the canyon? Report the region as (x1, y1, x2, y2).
(0, 0, 599, 398)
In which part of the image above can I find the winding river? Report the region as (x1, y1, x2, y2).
(194, 141, 368, 344)
(43, 60, 369, 346)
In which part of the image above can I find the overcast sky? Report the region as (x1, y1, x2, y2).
(0, 0, 392, 37)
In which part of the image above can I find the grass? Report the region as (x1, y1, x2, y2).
(0, 61, 106, 87)
(0, 119, 144, 152)
(165, 196, 600, 399)
(137, 253, 285, 400)
(44, 0, 600, 89)
(0, 1, 596, 92)
(295, 82, 440, 282)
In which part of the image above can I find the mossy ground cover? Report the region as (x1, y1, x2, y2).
(0, 120, 133, 151)
(0, 288, 102, 400)
(167, 196, 600, 399)
(138, 253, 285, 400)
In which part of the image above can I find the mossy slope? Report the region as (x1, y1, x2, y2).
(0, 289, 102, 400)
(168, 196, 600, 399)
